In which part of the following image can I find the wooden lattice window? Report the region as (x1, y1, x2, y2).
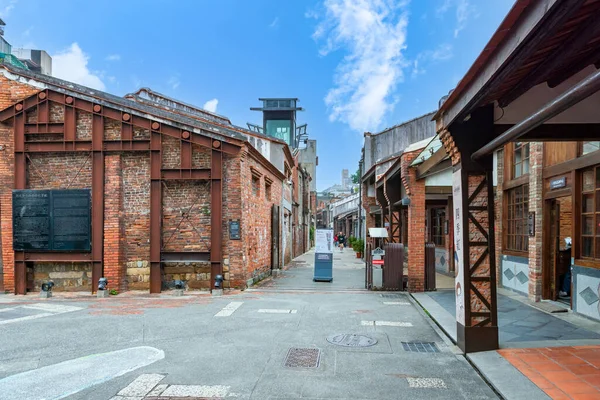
(430, 208, 446, 247)
(580, 167, 600, 260)
(513, 142, 530, 178)
(505, 184, 529, 252)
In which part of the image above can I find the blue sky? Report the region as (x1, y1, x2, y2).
(1, 0, 514, 191)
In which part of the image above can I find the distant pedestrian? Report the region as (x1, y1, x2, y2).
(338, 231, 346, 251)
(334, 234, 338, 248)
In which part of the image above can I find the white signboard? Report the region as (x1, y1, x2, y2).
(315, 229, 334, 254)
(452, 169, 465, 325)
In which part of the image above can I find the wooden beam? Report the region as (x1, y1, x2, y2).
(499, 10, 600, 107)
(548, 47, 600, 88)
(161, 169, 210, 180)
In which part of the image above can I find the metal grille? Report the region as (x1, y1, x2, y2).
(284, 348, 320, 368)
(401, 342, 440, 353)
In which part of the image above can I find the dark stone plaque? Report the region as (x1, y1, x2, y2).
(51, 190, 91, 251)
(13, 189, 91, 251)
(13, 190, 51, 251)
(229, 220, 241, 240)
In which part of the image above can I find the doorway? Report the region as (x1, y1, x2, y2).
(543, 196, 572, 303)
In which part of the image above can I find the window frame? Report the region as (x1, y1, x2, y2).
(430, 207, 446, 247)
(504, 184, 529, 255)
(512, 142, 530, 179)
(578, 166, 600, 263)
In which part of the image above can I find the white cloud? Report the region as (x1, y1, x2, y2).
(52, 43, 105, 91)
(311, 0, 409, 133)
(269, 17, 279, 28)
(203, 98, 218, 113)
(167, 75, 180, 90)
(0, 0, 17, 18)
(22, 26, 33, 37)
(105, 54, 120, 61)
(435, 0, 477, 38)
(411, 43, 453, 79)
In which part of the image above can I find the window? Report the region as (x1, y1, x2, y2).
(265, 181, 272, 201)
(580, 167, 600, 259)
(505, 184, 529, 252)
(252, 176, 260, 197)
(266, 119, 291, 144)
(582, 141, 600, 156)
(513, 142, 530, 178)
(431, 208, 446, 246)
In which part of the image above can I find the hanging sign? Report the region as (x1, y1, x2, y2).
(229, 220, 241, 240)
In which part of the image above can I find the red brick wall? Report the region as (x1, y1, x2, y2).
(0, 78, 46, 291)
(495, 148, 504, 287)
(402, 151, 425, 292)
(528, 142, 544, 301)
(222, 153, 244, 287)
(104, 154, 126, 291)
(241, 150, 283, 278)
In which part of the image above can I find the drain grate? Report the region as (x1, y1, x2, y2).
(380, 293, 402, 298)
(284, 348, 321, 368)
(401, 341, 440, 353)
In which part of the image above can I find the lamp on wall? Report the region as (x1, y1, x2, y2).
(401, 197, 411, 206)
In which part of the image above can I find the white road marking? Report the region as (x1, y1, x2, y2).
(361, 320, 413, 327)
(147, 383, 168, 397)
(160, 384, 230, 397)
(117, 373, 165, 397)
(0, 303, 82, 325)
(0, 346, 164, 400)
(407, 377, 447, 388)
(257, 309, 297, 314)
(22, 303, 82, 313)
(0, 313, 54, 325)
(383, 301, 411, 305)
(214, 301, 243, 317)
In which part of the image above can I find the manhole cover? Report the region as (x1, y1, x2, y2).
(401, 341, 440, 353)
(284, 348, 320, 368)
(380, 293, 402, 298)
(327, 333, 378, 347)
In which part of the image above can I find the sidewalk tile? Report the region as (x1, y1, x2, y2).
(527, 361, 565, 372)
(571, 393, 600, 400)
(540, 370, 579, 382)
(553, 380, 598, 394)
(564, 365, 599, 375)
(582, 374, 600, 388)
(542, 388, 570, 400)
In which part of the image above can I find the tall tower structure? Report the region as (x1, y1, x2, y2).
(250, 98, 303, 148)
(341, 169, 349, 189)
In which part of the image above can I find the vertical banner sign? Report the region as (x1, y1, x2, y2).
(452, 170, 465, 325)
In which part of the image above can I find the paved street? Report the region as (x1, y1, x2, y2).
(0, 249, 497, 400)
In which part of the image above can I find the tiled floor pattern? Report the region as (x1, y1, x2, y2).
(499, 346, 600, 399)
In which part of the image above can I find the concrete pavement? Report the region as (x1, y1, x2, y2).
(0, 248, 498, 399)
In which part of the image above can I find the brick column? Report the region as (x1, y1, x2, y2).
(495, 148, 504, 286)
(528, 142, 544, 302)
(103, 154, 126, 291)
(0, 125, 15, 293)
(401, 151, 425, 292)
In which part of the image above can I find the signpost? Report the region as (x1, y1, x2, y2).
(314, 229, 333, 282)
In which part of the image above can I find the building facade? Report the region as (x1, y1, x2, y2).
(0, 64, 312, 294)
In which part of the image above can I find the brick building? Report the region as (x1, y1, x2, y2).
(0, 64, 312, 294)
